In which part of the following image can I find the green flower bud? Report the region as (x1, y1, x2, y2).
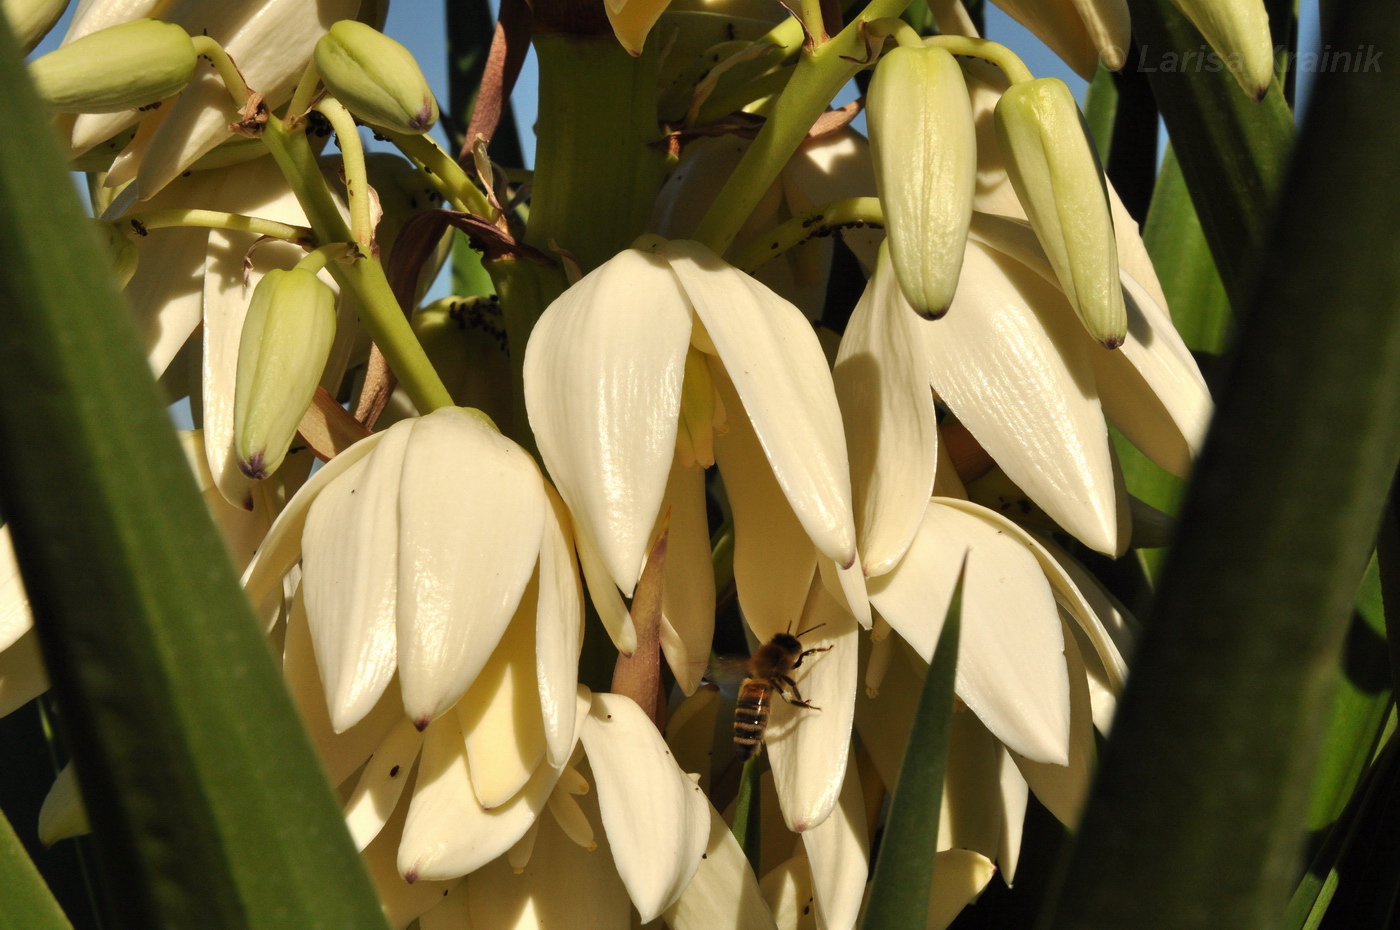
(29, 19, 197, 114)
(314, 20, 437, 135)
(234, 268, 338, 480)
(89, 220, 137, 289)
(994, 77, 1126, 348)
(4, 0, 69, 54)
(1169, 0, 1274, 101)
(867, 45, 977, 319)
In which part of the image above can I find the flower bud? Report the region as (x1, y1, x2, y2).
(29, 19, 197, 114)
(1168, 0, 1274, 100)
(994, 77, 1126, 347)
(234, 268, 338, 480)
(314, 20, 437, 134)
(867, 45, 976, 319)
(4, 0, 69, 54)
(90, 220, 137, 289)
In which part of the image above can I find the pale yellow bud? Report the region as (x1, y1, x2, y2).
(234, 268, 338, 480)
(994, 77, 1126, 347)
(867, 45, 977, 319)
(29, 19, 196, 114)
(314, 20, 438, 134)
(1169, 0, 1275, 100)
(4, 0, 68, 54)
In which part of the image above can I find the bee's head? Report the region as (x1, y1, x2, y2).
(770, 632, 802, 654)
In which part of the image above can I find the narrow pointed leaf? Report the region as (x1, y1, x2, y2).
(0, 21, 385, 925)
(1042, 3, 1400, 923)
(862, 564, 962, 930)
(0, 807, 71, 930)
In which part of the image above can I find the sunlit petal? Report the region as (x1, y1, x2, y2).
(524, 248, 692, 596)
(799, 745, 868, 930)
(538, 483, 584, 766)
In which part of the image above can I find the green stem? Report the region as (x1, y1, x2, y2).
(260, 118, 453, 414)
(123, 209, 314, 244)
(314, 97, 374, 248)
(731, 196, 883, 271)
(924, 34, 1034, 83)
(383, 130, 494, 217)
(691, 0, 906, 256)
(294, 242, 356, 275)
(286, 58, 321, 121)
(189, 36, 250, 109)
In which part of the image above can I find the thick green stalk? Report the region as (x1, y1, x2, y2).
(1040, 1, 1400, 926)
(524, 34, 666, 273)
(0, 22, 386, 929)
(261, 118, 453, 414)
(1124, 0, 1294, 310)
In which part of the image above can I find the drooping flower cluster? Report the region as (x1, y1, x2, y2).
(0, 0, 1275, 925)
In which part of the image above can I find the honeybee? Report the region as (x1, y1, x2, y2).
(733, 625, 831, 761)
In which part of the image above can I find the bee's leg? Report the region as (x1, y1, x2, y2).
(792, 645, 833, 670)
(777, 675, 821, 711)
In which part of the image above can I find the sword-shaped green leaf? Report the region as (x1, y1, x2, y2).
(0, 22, 386, 930)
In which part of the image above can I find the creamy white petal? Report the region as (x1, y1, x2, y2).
(0, 527, 33, 653)
(988, 0, 1102, 78)
(782, 129, 883, 272)
(1067, 0, 1131, 70)
(459, 760, 630, 929)
(302, 419, 413, 733)
(282, 588, 402, 787)
(344, 716, 424, 851)
(938, 707, 1005, 858)
(38, 763, 90, 846)
(574, 525, 639, 655)
(997, 746, 1029, 885)
(853, 635, 923, 790)
(524, 248, 692, 596)
(396, 408, 547, 727)
(363, 793, 463, 930)
(868, 500, 1071, 765)
(712, 361, 818, 638)
(834, 253, 938, 577)
(1011, 620, 1095, 827)
(818, 554, 874, 631)
(938, 500, 1130, 695)
(665, 240, 858, 568)
(665, 684, 722, 795)
(241, 429, 386, 618)
(416, 882, 474, 930)
(538, 483, 584, 766)
(655, 458, 716, 695)
(1094, 271, 1212, 477)
(924, 241, 1118, 554)
(767, 580, 859, 833)
(665, 802, 778, 930)
(177, 430, 274, 571)
(758, 852, 818, 930)
(0, 629, 48, 718)
(581, 692, 710, 922)
(925, 849, 998, 930)
(800, 746, 868, 930)
(133, 0, 363, 200)
(458, 591, 547, 810)
(126, 222, 208, 378)
(399, 688, 590, 882)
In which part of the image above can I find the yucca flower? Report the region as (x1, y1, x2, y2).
(524, 236, 869, 698)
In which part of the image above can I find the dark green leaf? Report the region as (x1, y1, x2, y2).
(730, 756, 763, 871)
(0, 22, 385, 930)
(1039, 0, 1400, 925)
(1125, 0, 1295, 310)
(860, 562, 962, 930)
(0, 809, 70, 930)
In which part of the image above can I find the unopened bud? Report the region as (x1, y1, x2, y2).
(234, 268, 337, 480)
(29, 19, 196, 114)
(90, 220, 137, 289)
(4, 0, 69, 54)
(1168, 0, 1274, 101)
(314, 20, 437, 134)
(994, 77, 1126, 347)
(867, 45, 976, 319)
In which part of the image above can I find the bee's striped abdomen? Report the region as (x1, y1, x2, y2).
(734, 678, 772, 761)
